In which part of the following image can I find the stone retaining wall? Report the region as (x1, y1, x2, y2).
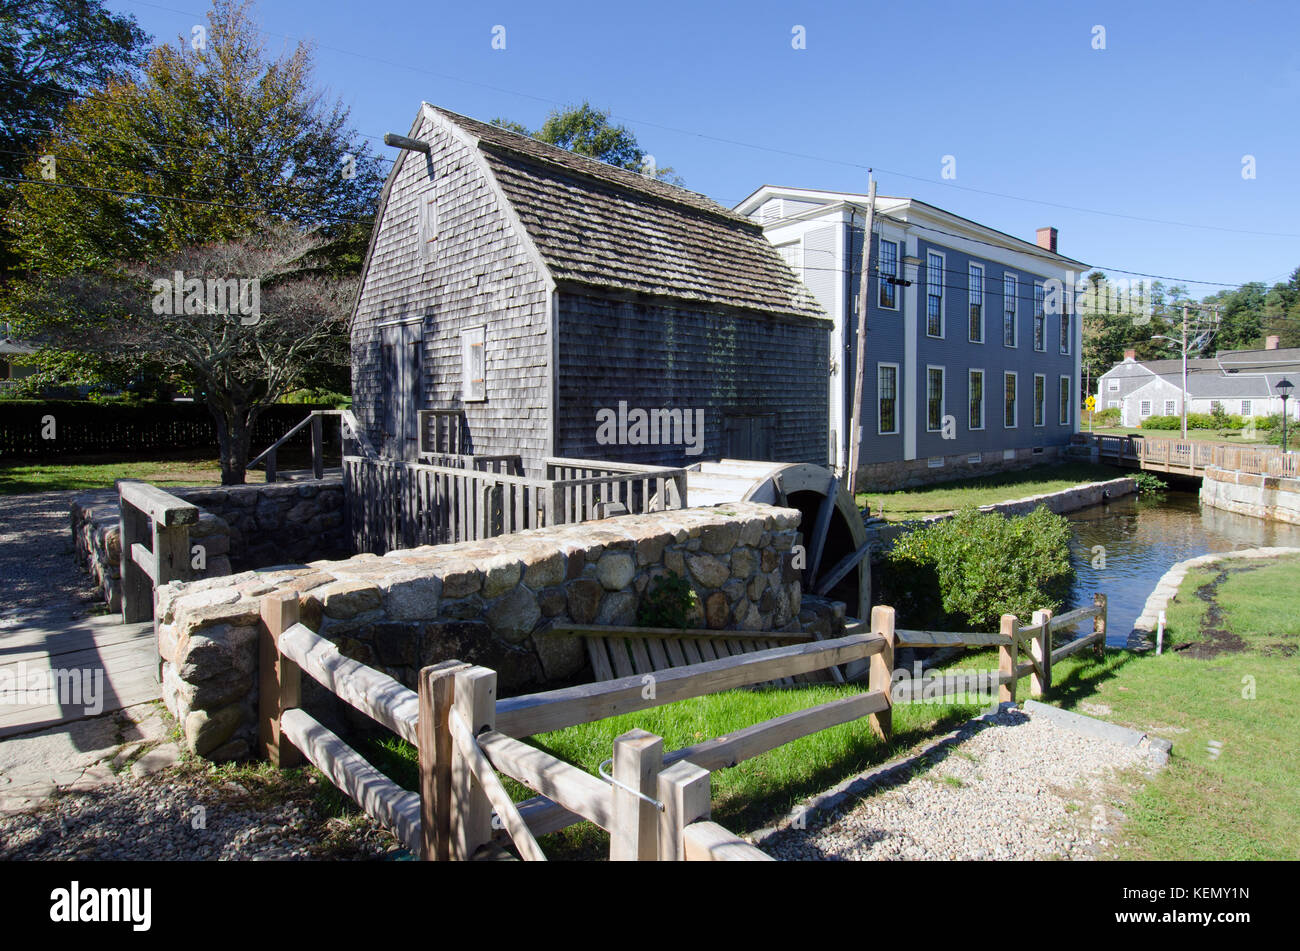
(1200, 466, 1300, 525)
(862, 477, 1138, 561)
(153, 503, 808, 761)
(71, 477, 347, 612)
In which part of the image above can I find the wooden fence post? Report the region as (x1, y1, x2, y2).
(258, 590, 301, 767)
(1030, 609, 1052, 698)
(998, 613, 1018, 704)
(417, 660, 469, 861)
(610, 729, 664, 861)
(868, 605, 895, 741)
(1093, 592, 1107, 658)
(118, 496, 151, 624)
(450, 666, 497, 861)
(311, 413, 325, 480)
(656, 760, 711, 861)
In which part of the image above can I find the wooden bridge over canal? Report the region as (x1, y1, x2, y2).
(1075, 433, 1299, 480)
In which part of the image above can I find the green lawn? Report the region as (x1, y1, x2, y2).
(0, 449, 326, 495)
(1091, 426, 1269, 445)
(859, 462, 1129, 522)
(1040, 555, 1300, 860)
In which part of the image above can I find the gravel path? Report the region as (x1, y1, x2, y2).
(0, 769, 400, 861)
(762, 707, 1150, 861)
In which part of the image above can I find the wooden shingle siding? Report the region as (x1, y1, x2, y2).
(351, 113, 551, 473)
(554, 291, 829, 467)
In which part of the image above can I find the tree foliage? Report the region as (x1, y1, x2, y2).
(491, 101, 682, 184)
(3, 0, 380, 396)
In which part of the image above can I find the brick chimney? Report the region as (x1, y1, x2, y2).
(1266, 334, 1280, 350)
(1124, 348, 1136, 361)
(1036, 227, 1058, 253)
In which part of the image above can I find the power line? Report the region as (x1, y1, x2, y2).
(114, 0, 1300, 244)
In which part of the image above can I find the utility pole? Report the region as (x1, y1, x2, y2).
(1181, 304, 1189, 440)
(847, 174, 877, 496)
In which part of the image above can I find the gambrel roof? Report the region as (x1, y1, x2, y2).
(424, 105, 828, 323)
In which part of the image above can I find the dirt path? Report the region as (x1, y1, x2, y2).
(0, 490, 104, 629)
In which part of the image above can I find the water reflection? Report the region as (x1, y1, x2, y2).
(1065, 492, 1300, 645)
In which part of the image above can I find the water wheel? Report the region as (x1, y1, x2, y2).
(682, 459, 870, 621)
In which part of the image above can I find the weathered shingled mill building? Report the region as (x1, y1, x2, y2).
(350, 103, 832, 474)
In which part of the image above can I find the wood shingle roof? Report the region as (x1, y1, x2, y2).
(428, 105, 828, 323)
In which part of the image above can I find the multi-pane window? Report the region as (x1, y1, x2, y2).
(1108, 379, 1120, 391)
(1004, 372, 1017, 428)
(968, 264, 984, 342)
(1140, 400, 1152, 417)
(969, 370, 985, 430)
(927, 367, 945, 431)
(1033, 283, 1046, 351)
(878, 240, 899, 309)
(1242, 400, 1253, 416)
(1003, 273, 1017, 347)
(926, 252, 944, 336)
(1164, 399, 1176, 416)
(1060, 312, 1071, 354)
(1034, 374, 1046, 426)
(878, 364, 898, 434)
(1060, 377, 1072, 425)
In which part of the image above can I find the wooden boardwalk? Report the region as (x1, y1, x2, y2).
(0, 613, 158, 740)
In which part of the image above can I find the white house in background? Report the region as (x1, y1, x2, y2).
(0, 322, 36, 391)
(733, 185, 1087, 483)
(1096, 337, 1300, 427)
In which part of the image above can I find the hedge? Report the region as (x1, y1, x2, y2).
(1140, 412, 1245, 431)
(0, 401, 341, 458)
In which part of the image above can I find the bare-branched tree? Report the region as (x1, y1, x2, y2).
(27, 219, 354, 483)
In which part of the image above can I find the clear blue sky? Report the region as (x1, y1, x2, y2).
(111, 0, 1300, 294)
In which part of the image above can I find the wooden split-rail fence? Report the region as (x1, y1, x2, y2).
(257, 590, 1109, 861)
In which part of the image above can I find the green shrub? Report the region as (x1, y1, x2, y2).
(1093, 407, 1121, 425)
(635, 572, 698, 629)
(881, 506, 1073, 630)
(280, 387, 351, 408)
(1134, 472, 1168, 496)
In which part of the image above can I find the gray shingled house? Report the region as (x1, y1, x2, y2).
(349, 103, 831, 478)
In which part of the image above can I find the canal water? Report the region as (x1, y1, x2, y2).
(1063, 491, 1300, 646)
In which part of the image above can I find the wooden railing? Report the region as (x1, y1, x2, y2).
(259, 593, 1110, 859)
(345, 455, 689, 555)
(117, 480, 199, 625)
(248, 408, 375, 482)
(1074, 433, 1298, 478)
(545, 457, 688, 520)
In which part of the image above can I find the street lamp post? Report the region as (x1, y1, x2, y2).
(1278, 379, 1294, 454)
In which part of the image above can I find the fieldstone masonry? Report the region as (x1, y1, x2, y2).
(153, 503, 810, 761)
(71, 477, 347, 612)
